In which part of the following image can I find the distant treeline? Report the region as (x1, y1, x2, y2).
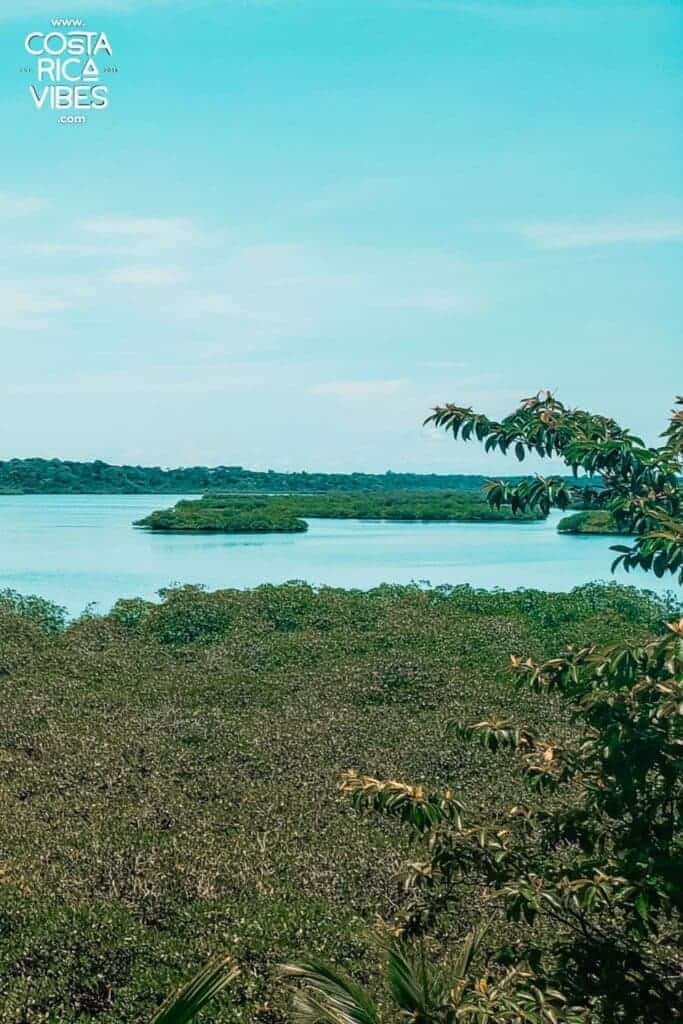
(135, 491, 544, 533)
(0, 457, 601, 495)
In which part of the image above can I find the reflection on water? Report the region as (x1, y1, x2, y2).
(0, 494, 672, 617)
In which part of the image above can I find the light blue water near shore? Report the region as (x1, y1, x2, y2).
(0, 495, 675, 618)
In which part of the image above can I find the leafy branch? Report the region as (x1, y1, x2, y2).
(426, 392, 683, 581)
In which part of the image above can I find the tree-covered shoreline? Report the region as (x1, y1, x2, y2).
(0, 458, 514, 495)
(0, 457, 607, 497)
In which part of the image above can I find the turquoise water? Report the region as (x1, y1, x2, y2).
(0, 495, 673, 617)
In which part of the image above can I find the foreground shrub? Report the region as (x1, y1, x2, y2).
(144, 584, 237, 645)
(0, 588, 66, 634)
(1, 577, 672, 1021)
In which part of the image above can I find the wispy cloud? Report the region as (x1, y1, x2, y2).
(22, 241, 119, 257)
(311, 379, 407, 400)
(4, 361, 271, 398)
(80, 216, 201, 246)
(108, 266, 188, 286)
(0, 282, 71, 330)
(391, 289, 465, 312)
(0, 193, 47, 219)
(420, 360, 469, 369)
(3, 214, 481, 360)
(519, 218, 683, 249)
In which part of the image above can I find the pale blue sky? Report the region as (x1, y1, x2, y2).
(1, 0, 681, 472)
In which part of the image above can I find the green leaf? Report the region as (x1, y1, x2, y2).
(283, 960, 378, 1024)
(150, 955, 238, 1024)
(634, 891, 650, 926)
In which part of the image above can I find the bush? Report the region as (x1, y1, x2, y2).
(0, 580, 671, 1021)
(0, 589, 66, 634)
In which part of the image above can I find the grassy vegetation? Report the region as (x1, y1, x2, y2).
(134, 491, 543, 533)
(0, 581, 678, 1023)
(557, 510, 626, 534)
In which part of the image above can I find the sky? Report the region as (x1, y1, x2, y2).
(0, 0, 681, 473)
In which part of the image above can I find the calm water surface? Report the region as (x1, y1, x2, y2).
(0, 495, 673, 617)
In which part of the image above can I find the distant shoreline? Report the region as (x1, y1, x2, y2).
(0, 457, 604, 496)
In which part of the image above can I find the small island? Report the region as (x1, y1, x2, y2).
(557, 509, 628, 535)
(134, 491, 545, 533)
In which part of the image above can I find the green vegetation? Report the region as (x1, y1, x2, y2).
(1, 394, 680, 1023)
(150, 955, 239, 1024)
(0, 458, 535, 495)
(0, 580, 677, 1023)
(288, 392, 681, 1024)
(0, 458, 606, 497)
(430, 390, 682, 581)
(135, 491, 543, 533)
(135, 497, 308, 533)
(557, 509, 625, 534)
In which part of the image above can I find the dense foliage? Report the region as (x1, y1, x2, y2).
(0, 458, 531, 496)
(288, 394, 682, 1024)
(427, 391, 682, 582)
(135, 498, 307, 533)
(135, 492, 543, 533)
(1, 580, 676, 1023)
(557, 510, 624, 535)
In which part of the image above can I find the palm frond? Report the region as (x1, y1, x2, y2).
(385, 942, 440, 1016)
(150, 954, 239, 1024)
(452, 924, 488, 982)
(282, 959, 378, 1024)
(385, 928, 487, 1015)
